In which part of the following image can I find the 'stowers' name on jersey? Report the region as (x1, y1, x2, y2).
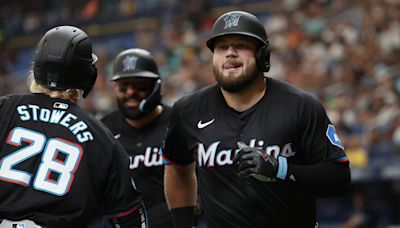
(16, 104, 93, 143)
(197, 139, 296, 167)
(129, 146, 163, 169)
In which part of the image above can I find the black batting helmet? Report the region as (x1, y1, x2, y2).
(112, 48, 161, 114)
(33, 25, 98, 98)
(206, 11, 270, 72)
(112, 48, 160, 81)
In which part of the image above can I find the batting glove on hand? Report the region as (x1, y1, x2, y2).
(234, 141, 288, 182)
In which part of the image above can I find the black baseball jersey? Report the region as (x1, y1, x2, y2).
(162, 77, 349, 227)
(101, 105, 173, 228)
(0, 93, 142, 226)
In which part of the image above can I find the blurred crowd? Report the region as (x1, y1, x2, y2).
(1, 0, 400, 226)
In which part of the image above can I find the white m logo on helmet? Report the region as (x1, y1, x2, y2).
(223, 13, 241, 29)
(122, 55, 138, 72)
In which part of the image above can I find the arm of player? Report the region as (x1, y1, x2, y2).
(234, 141, 351, 197)
(285, 161, 350, 197)
(164, 162, 197, 228)
(103, 143, 148, 227)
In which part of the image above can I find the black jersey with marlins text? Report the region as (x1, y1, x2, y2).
(162, 77, 349, 228)
(101, 105, 173, 227)
(0, 93, 142, 226)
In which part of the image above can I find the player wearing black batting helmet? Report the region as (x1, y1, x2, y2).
(33, 25, 98, 98)
(101, 48, 173, 228)
(111, 48, 162, 118)
(0, 26, 147, 228)
(206, 10, 271, 73)
(162, 11, 351, 227)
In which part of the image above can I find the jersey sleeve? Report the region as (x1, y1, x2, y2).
(103, 141, 143, 218)
(0, 96, 9, 109)
(161, 101, 195, 165)
(296, 94, 349, 165)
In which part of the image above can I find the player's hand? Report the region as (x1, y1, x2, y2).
(234, 141, 287, 182)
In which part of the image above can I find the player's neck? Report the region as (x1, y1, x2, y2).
(125, 105, 163, 128)
(221, 75, 266, 112)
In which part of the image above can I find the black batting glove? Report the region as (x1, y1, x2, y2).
(234, 141, 288, 182)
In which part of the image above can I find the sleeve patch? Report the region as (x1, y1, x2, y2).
(326, 124, 344, 150)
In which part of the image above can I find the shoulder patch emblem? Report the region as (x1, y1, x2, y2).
(326, 124, 344, 150)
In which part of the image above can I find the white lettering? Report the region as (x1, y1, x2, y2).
(50, 110, 65, 124)
(197, 140, 296, 167)
(39, 108, 51, 122)
(216, 149, 233, 166)
(266, 145, 280, 159)
(59, 113, 77, 128)
(17, 105, 30, 121)
(69, 121, 88, 135)
(144, 147, 163, 167)
(131, 155, 145, 169)
(281, 143, 295, 157)
(198, 141, 220, 167)
(129, 147, 163, 169)
(77, 131, 93, 143)
(15, 105, 93, 142)
(28, 105, 40, 120)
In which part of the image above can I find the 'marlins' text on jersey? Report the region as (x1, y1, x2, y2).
(129, 146, 163, 169)
(16, 104, 93, 143)
(198, 138, 295, 167)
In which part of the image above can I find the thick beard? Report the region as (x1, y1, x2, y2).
(213, 64, 258, 93)
(116, 98, 146, 120)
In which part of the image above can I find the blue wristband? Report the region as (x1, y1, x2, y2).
(277, 156, 288, 180)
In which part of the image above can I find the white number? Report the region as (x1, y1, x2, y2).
(0, 127, 46, 186)
(0, 127, 83, 196)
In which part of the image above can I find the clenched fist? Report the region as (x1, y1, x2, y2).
(234, 141, 287, 182)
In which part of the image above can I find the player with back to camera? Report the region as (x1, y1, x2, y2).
(162, 11, 351, 227)
(0, 26, 147, 228)
(101, 48, 174, 228)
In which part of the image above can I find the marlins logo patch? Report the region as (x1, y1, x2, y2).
(326, 124, 344, 150)
(223, 13, 241, 29)
(122, 55, 138, 72)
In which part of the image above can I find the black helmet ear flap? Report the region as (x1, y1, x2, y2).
(82, 61, 97, 98)
(139, 79, 161, 113)
(256, 41, 270, 72)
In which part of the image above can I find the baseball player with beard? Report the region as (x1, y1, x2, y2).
(101, 49, 173, 228)
(0, 26, 146, 228)
(162, 11, 351, 228)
